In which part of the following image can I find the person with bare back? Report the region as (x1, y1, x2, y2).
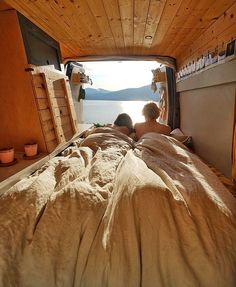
(134, 102, 171, 140)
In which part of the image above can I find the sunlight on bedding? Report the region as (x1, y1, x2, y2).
(0, 129, 235, 287)
(170, 137, 232, 216)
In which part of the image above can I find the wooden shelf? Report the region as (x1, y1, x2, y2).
(177, 55, 236, 84)
(0, 124, 92, 194)
(0, 152, 49, 194)
(176, 58, 236, 92)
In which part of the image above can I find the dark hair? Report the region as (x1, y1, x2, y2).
(114, 113, 133, 132)
(142, 102, 160, 120)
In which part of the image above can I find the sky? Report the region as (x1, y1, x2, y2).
(82, 61, 160, 91)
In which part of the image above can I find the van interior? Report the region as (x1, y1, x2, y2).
(0, 1, 235, 286)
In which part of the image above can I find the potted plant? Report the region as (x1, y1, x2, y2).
(24, 142, 38, 157)
(0, 147, 15, 164)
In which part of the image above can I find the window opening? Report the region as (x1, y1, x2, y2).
(67, 61, 167, 125)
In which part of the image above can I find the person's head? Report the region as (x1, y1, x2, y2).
(142, 102, 160, 120)
(114, 113, 133, 131)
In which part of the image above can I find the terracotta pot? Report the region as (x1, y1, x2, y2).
(0, 147, 14, 164)
(24, 143, 38, 157)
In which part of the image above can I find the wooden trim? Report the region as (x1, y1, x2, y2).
(60, 78, 78, 134)
(40, 72, 62, 144)
(0, 153, 49, 194)
(0, 124, 93, 194)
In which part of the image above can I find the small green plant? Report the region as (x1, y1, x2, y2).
(93, 123, 105, 128)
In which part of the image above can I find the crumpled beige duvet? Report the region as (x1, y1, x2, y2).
(0, 128, 236, 287)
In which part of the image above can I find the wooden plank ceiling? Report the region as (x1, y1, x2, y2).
(4, 0, 236, 61)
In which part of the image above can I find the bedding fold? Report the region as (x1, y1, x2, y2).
(0, 129, 235, 287)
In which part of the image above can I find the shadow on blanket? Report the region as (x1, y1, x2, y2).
(0, 128, 235, 287)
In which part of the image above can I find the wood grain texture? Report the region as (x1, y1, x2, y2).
(177, 1, 236, 68)
(31, 67, 78, 147)
(4, 0, 235, 62)
(143, 0, 166, 48)
(0, 10, 47, 153)
(60, 78, 78, 134)
(119, 0, 133, 49)
(0, 124, 92, 191)
(0, 1, 12, 11)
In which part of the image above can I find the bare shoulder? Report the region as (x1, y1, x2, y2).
(134, 122, 145, 129)
(160, 123, 171, 135)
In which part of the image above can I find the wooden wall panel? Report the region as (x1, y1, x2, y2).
(0, 1, 12, 11)
(0, 10, 46, 152)
(171, 0, 234, 57)
(177, 2, 236, 68)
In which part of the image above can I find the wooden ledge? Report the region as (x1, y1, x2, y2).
(0, 124, 92, 195)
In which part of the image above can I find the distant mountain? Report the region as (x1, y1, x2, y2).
(85, 85, 159, 101)
(86, 88, 111, 95)
(97, 88, 111, 93)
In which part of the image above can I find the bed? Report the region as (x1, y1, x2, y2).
(0, 127, 235, 287)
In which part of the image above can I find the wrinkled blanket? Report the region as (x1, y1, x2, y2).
(0, 128, 235, 287)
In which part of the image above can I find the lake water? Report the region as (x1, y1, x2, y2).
(83, 100, 153, 125)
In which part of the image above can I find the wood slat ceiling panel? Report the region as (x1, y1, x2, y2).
(150, 0, 183, 49)
(102, 0, 125, 51)
(46, 0, 108, 49)
(119, 0, 134, 49)
(4, 0, 236, 62)
(142, 0, 166, 48)
(160, 0, 208, 55)
(133, 0, 149, 49)
(86, 0, 116, 49)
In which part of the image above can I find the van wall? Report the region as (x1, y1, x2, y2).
(175, 2, 236, 179)
(177, 60, 236, 178)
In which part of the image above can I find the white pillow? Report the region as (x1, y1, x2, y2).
(170, 129, 193, 147)
(170, 128, 184, 136)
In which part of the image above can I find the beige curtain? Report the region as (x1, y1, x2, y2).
(159, 87, 168, 123)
